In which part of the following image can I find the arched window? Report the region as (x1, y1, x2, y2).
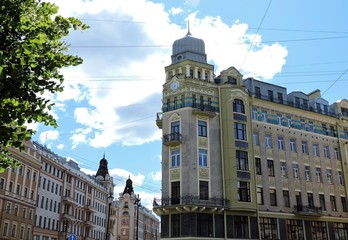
(233, 99, 245, 113)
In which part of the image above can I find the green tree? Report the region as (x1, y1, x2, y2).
(0, 0, 88, 172)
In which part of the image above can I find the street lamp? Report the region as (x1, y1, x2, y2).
(135, 195, 141, 240)
(105, 194, 114, 240)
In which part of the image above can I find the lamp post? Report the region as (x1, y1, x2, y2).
(105, 194, 114, 240)
(135, 195, 141, 240)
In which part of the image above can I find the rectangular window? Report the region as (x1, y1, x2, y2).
(308, 193, 314, 208)
(198, 149, 208, 167)
(236, 150, 248, 171)
(312, 144, 319, 157)
(330, 195, 337, 211)
(337, 171, 344, 186)
(255, 87, 261, 98)
(261, 110, 267, 122)
(267, 160, 274, 177)
(301, 141, 308, 154)
(0, 178, 4, 189)
(286, 116, 291, 127)
(171, 182, 180, 205)
(11, 224, 16, 238)
(265, 134, 272, 148)
(313, 169, 321, 184)
(237, 181, 250, 202)
(257, 187, 263, 205)
(323, 146, 330, 158)
(327, 169, 332, 184)
(286, 220, 304, 240)
(260, 218, 278, 239)
(171, 214, 180, 237)
(233, 99, 245, 113)
(9, 181, 13, 192)
(293, 163, 299, 179)
(171, 149, 180, 168)
(283, 190, 290, 207)
(253, 131, 260, 146)
(290, 139, 297, 152)
(234, 123, 247, 140)
(277, 136, 285, 150)
(304, 166, 311, 181)
(277, 92, 283, 104)
(199, 181, 209, 200)
(277, 114, 282, 125)
(234, 216, 249, 239)
(341, 197, 347, 212)
(3, 222, 8, 236)
(171, 121, 180, 133)
(308, 121, 314, 132)
(198, 120, 207, 137)
(319, 194, 326, 210)
(334, 148, 340, 160)
(300, 119, 305, 130)
(255, 158, 262, 175)
(312, 221, 328, 240)
(268, 90, 273, 101)
(252, 107, 258, 120)
(280, 162, 287, 178)
(334, 223, 348, 239)
(270, 189, 277, 206)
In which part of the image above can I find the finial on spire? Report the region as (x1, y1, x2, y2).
(103, 152, 105, 159)
(186, 20, 192, 36)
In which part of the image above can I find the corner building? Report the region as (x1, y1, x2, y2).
(153, 30, 348, 239)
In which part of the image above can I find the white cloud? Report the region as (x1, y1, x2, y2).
(170, 7, 183, 15)
(44, 0, 287, 150)
(39, 130, 60, 143)
(57, 144, 64, 149)
(150, 170, 161, 181)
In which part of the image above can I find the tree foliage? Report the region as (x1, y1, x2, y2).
(0, 0, 88, 172)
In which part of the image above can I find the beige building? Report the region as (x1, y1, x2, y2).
(0, 141, 41, 240)
(0, 141, 116, 240)
(115, 178, 160, 240)
(153, 30, 348, 239)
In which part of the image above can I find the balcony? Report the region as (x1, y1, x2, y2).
(62, 213, 75, 221)
(153, 195, 229, 208)
(84, 204, 96, 212)
(162, 132, 182, 146)
(63, 196, 75, 205)
(192, 103, 217, 118)
(153, 196, 229, 215)
(156, 112, 163, 129)
(84, 220, 94, 227)
(293, 205, 322, 216)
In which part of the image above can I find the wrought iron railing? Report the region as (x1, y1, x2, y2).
(153, 195, 229, 208)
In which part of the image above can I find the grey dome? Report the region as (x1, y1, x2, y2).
(171, 31, 207, 64)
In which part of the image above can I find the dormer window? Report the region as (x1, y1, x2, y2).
(227, 76, 237, 84)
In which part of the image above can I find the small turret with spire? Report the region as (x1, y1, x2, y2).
(96, 154, 110, 181)
(123, 176, 134, 195)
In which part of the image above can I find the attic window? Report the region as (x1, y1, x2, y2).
(227, 76, 237, 84)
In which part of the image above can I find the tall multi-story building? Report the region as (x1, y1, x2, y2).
(0, 141, 41, 240)
(0, 141, 115, 240)
(115, 178, 160, 240)
(153, 29, 348, 239)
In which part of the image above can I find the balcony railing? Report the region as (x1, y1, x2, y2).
(162, 132, 182, 146)
(153, 196, 229, 208)
(293, 205, 322, 216)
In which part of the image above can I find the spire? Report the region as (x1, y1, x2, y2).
(186, 20, 192, 37)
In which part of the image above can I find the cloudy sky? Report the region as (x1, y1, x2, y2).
(32, 0, 348, 209)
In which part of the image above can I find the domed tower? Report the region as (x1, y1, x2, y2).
(171, 28, 207, 64)
(154, 26, 256, 239)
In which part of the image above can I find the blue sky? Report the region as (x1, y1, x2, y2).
(31, 0, 348, 209)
